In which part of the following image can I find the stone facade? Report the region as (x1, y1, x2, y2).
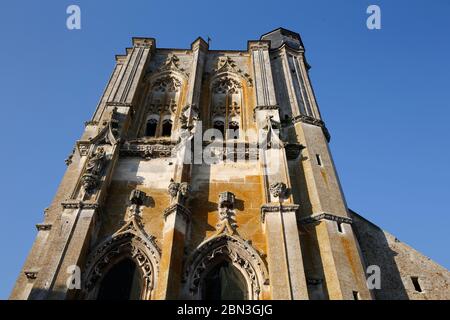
(350, 211, 450, 300)
(10, 28, 450, 300)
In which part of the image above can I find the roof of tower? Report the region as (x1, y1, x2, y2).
(260, 27, 304, 50)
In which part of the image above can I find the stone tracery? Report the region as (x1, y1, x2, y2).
(82, 190, 160, 300)
(183, 233, 269, 300)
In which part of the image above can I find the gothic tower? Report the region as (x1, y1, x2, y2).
(10, 28, 450, 300)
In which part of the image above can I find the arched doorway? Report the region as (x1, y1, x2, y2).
(202, 260, 248, 300)
(83, 213, 160, 300)
(97, 258, 143, 300)
(184, 234, 269, 300)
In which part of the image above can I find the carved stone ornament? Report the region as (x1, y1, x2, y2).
(24, 270, 38, 280)
(144, 54, 188, 87)
(81, 174, 98, 194)
(212, 101, 226, 118)
(269, 182, 287, 199)
(160, 55, 183, 73)
(212, 77, 242, 94)
(179, 104, 199, 131)
(156, 54, 189, 78)
(86, 107, 121, 147)
(77, 143, 90, 157)
(167, 179, 190, 205)
(65, 147, 75, 166)
(61, 200, 99, 210)
(130, 189, 146, 206)
(143, 146, 154, 159)
(151, 75, 181, 93)
(219, 191, 235, 208)
(168, 179, 180, 199)
(81, 147, 106, 194)
(217, 191, 237, 235)
(36, 223, 52, 231)
(183, 234, 269, 300)
(120, 140, 176, 159)
(261, 116, 284, 150)
(229, 102, 241, 116)
(179, 182, 191, 198)
(83, 190, 160, 300)
(213, 56, 253, 87)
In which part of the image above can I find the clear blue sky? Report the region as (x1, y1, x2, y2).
(0, 0, 449, 299)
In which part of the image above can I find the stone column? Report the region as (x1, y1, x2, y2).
(14, 38, 154, 300)
(156, 201, 191, 299)
(155, 37, 208, 299)
(292, 51, 372, 300)
(155, 178, 191, 299)
(295, 122, 372, 300)
(250, 41, 308, 300)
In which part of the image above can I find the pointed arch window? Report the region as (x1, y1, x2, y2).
(213, 120, 225, 140)
(145, 118, 158, 137)
(210, 76, 243, 141)
(185, 234, 269, 300)
(143, 75, 181, 138)
(202, 260, 248, 300)
(97, 258, 143, 300)
(228, 121, 239, 140)
(162, 119, 173, 137)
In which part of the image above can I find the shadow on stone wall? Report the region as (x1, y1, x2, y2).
(350, 210, 409, 300)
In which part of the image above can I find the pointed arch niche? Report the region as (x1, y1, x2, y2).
(141, 58, 188, 139)
(208, 57, 252, 141)
(184, 234, 269, 300)
(82, 218, 161, 300)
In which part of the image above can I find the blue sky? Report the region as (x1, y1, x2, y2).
(0, 0, 449, 299)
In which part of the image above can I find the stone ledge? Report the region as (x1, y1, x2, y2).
(24, 269, 39, 280)
(163, 203, 191, 222)
(61, 200, 99, 210)
(120, 142, 175, 159)
(285, 143, 306, 160)
(298, 212, 352, 225)
(289, 114, 331, 142)
(260, 203, 300, 223)
(35, 223, 52, 231)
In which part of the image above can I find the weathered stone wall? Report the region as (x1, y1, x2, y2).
(189, 161, 266, 253)
(351, 210, 450, 300)
(10, 29, 450, 301)
(99, 157, 175, 243)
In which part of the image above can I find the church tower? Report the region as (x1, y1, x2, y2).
(12, 28, 448, 300)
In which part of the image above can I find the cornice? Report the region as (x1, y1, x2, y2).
(260, 204, 300, 223)
(163, 204, 191, 222)
(106, 101, 133, 108)
(61, 200, 99, 210)
(35, 223, 52, 231)
(288, 114, 331, 142)
(247, 40, 271, 51)
(285, 143, 306, 160)
(120, 140, 176, 159)
(298, 212, 353, 225)
(253, 105, 279, 112)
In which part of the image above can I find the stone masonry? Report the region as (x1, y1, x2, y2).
(10, 28, 450, 300)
